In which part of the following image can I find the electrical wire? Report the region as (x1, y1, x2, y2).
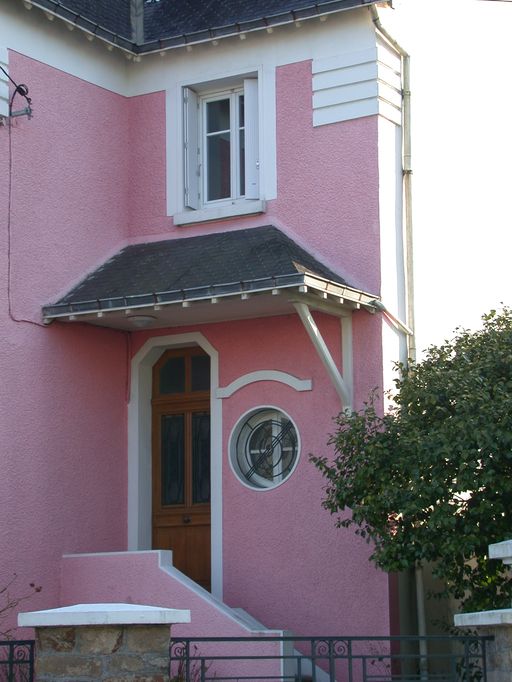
(4, 70, 44, 327)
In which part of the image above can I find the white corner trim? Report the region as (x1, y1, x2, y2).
(312, 41, 402, 127)
(174, 199, 266, 226)
(217, 370, 312, 399)
(18, 603, 191, 628)
(127, 332, 223, 600)
(340, 316, 353, 408)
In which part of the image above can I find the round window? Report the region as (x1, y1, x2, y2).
(230, 408, 300, 490)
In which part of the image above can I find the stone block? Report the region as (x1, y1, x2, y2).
(36, 626, 76, 652)
(78, 625, 124, 654)
(107, 653, 146, 673)
(37, 653, 102, 678)
(104, 677, 166, 682)
(126, 625, 170, 653)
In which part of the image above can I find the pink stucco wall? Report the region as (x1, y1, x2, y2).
(125, 61, 382, 298)
(131, 312, 390, 637)
(271, 60, 381, 294)
(1, 46, 391, 639)
(0, 53, 129, 634)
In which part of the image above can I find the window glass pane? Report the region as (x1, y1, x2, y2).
(231, 409, 299, 490)
(239, 95, 244, 127)
(239, 129, 245, 197)
(159, 356, 185, 394)
(192, 412, 210, 504)
(207, 133, 231, 201)
(207, 99, 230, 133)
(191, 354, 210, 391)
(161, 414, 185, 505)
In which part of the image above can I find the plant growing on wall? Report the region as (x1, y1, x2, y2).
(311, 308, 512, 612)
(0, 574, 42, 639)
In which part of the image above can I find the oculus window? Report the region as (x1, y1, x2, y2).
(230, 408, 299, 490)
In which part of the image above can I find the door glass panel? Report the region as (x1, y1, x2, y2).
(159, 356, 185, 395)
(161, 414, 185, 505)
(192, 412, 210, 504)
(191, 354, 210, 391)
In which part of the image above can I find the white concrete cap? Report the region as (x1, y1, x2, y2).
(18, 603, 191, 627)
(489, 539, 512, 563)
(455, 609, 512, 628)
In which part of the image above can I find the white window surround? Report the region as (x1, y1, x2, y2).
(229, 405, 301, 492)
(217, 370, 312, 399)
(167, 66, 277, 221)
(127, 332, 223, 600)
(174, 199, 266, 227)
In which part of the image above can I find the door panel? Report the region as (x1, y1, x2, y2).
(152, 348, 211, 591)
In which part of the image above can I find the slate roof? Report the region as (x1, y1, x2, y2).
(43, 226, 351, 317)
(26, 0, 383, 53)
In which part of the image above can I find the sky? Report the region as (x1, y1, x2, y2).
(381, 0, 512, 355)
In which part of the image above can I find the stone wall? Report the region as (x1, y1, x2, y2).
(35, 624, 171, 681)
(474, 626, 512, 682)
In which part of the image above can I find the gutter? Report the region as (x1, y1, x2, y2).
(370, 5, 416, 364)
(22, 0, 389, 58)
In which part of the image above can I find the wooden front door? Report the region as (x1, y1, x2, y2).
(152, 347, 211, 590)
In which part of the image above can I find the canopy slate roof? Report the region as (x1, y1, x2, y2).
(25, 0, 384, 53)
(43, 226, 362, 319)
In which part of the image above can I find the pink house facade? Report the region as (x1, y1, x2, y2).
(0, 0, 412, 643)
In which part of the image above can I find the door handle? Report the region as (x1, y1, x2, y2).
(182, 515, 192, 524)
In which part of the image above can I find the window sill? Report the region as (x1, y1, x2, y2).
(174, 200, 266, 227)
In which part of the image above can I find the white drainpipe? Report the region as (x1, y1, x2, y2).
(370, 5, 416, 363)
(294, 302, 351, 409)
(370, 6, 425, 669)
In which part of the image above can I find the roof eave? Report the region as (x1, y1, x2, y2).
(22, 0, 390, 58)
(42, 275, 378, 327)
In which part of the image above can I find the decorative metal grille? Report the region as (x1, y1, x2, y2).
(170, 634, 491, 682)
(232, 408, 299, 489)
(0, 641, 34, 682)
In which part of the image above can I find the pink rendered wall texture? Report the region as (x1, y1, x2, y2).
(1, 47, 389, 636)
(0, 53, 129, 633)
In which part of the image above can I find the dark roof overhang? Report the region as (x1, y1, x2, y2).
(42, 226, 378, 330)
(21, 0, 390, 57)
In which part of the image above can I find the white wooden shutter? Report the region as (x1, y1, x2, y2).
(0, 48, 9, 119)
(183, 87, 199, 209)
(244, 78, 259, 200)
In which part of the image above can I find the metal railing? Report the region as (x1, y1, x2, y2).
(169, 635, 492, 682)
(0, 641, 34, 682)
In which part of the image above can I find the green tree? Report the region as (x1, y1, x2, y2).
(311, 308, 512, 612)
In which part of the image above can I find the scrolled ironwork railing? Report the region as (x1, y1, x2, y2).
(0, 641, 34, 682)
(169, 634, 492, 682)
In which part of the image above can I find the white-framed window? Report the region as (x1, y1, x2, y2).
(183, 78, 259, 211)
(229, 407, 300, 491)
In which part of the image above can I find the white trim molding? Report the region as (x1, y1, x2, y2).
(217, 370, 312, 399)
(312, 40, 401, 127)
(127, 332, 223, 600)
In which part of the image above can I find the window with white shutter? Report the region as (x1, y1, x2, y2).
(182, 77, 260, 211)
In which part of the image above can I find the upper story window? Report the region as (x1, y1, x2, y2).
(203, 89, 245, 203)
(183, 78, 260, 213)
